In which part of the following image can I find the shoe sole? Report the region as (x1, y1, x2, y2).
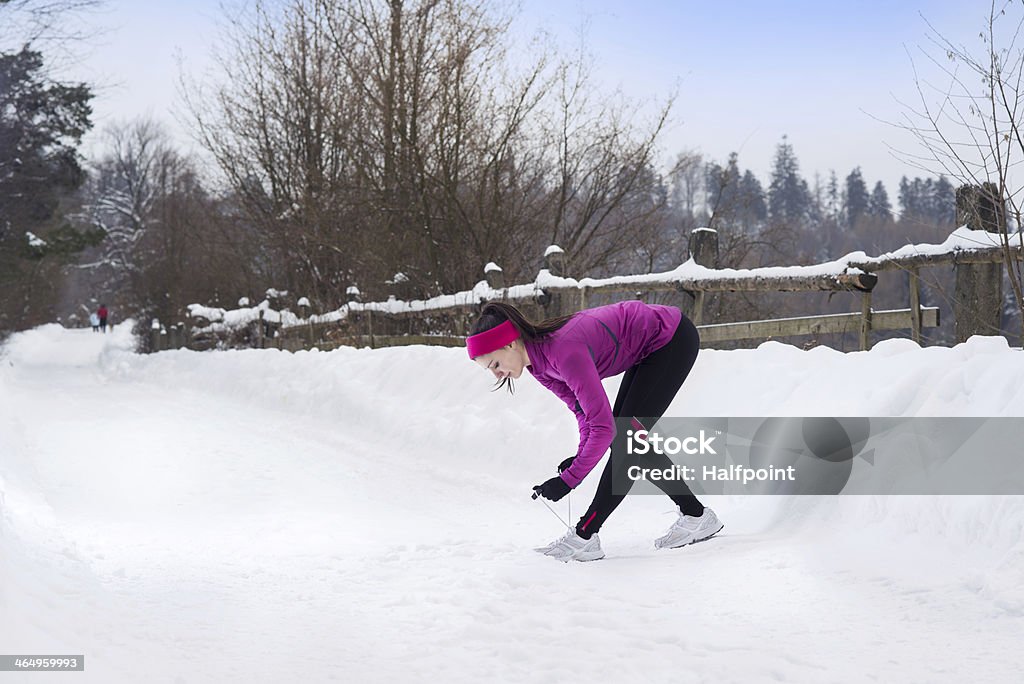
(656, 523, 724, 550)
(550, 551, 605, 563)
(534, 548, 606, 561)
(574, 550, 605, 562)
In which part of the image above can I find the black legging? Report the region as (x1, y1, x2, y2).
(576, 314, 704, 538)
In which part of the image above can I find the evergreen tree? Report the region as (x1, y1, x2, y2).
(705, 153, 767, 234)
(844, 167, 870, 228)
(933, 176, 955, 224)
(768, 135, 813, 226)
(898, 175, 956, 224)
(705, 154, 740, 221)
(0, 45, 95, 332)
(868, 181, 892, 221)
(898, 176, 916, 219)
(738, 169, 767, 231)
(826, 170, 840, 224)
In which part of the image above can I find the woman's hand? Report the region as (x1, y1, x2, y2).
(557, 456, 575, 474)
(533, 475, 571, 501)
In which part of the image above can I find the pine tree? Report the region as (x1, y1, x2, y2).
(705, 153, 767, 234)
(827, 170, 840, 224)
(898, 175, 958, 224)
(868, 181, 892, 221)
(0, 46, 95, 332)
(933, 176, 955, 224)
(844, 167, 870, 229)
(738, 169, 767, 232)
(768, 135, 813, 226)
(898, 176, 916, 220)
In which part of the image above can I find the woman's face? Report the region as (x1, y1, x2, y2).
(474, 340, 527, 381)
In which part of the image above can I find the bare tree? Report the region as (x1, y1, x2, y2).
(895, 0, 1024, 338)
(182, 0, 680, 305)
(67, 118, 254, 326)
(0, 0, 103, 58)
(538, 43, 676, 278)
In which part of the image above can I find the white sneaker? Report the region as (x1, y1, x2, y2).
(535, 529, 605, 562)
(655, 507, 723, 549)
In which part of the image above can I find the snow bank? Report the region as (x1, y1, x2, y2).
(2, 325, 1024, 681)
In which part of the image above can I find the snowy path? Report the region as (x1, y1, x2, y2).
(2, 326, 1023, 682)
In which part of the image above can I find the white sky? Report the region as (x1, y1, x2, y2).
(19, 0, 1003, 204)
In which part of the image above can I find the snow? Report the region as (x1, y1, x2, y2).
(544, 244, 564, 256)
(25, 231, 46, 248)
(311, 279, 542, 322)
(186, 300, 303, 330)
(3, 326, 1024, 682)
(484, 262, 503, 273)
(296, 297, 311, 308)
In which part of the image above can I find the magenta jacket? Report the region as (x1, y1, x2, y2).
(524, 301, 682, 488)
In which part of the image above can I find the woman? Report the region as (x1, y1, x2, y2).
(467, 300, 723, 562)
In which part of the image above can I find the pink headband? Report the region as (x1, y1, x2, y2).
(467, 320, 520, 359)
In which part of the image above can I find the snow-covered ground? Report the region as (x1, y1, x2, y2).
(2, 324, 1023, 683)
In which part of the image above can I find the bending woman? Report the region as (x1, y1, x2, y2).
(467, 300, 723, 562)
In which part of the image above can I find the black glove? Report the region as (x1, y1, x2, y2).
(533, 475, 571, 501)
(557, 456, 575, 474)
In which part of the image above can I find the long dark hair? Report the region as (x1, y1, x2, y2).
(470, 301, 575, 394)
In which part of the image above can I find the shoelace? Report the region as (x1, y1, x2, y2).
(535, 491, 572, 530)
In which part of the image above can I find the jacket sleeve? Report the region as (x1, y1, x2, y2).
(549, 347, 615, 488)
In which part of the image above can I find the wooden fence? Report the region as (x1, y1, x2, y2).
(158, 186, 1022, 354)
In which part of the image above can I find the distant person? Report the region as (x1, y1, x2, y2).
(467, 300, 722, 563)
(89, 312, 100, 332)
(97, 304, 109, 333)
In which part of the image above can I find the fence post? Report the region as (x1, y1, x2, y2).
(150, 318, 161, 352)
(265, 289, 283, 312)
(388, 272, 412, 303)
(688, 227, 719, 326)
(542, 245, 569, 318)
(860, 291, 873, 351)
(298, 296, 314, 348)
(180, 311, 192, 350)
(484, 262, 505, 290)
(908, 268, 922, 344)
(954, 183, 1004, 342)
(256, 309, 265, 349)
